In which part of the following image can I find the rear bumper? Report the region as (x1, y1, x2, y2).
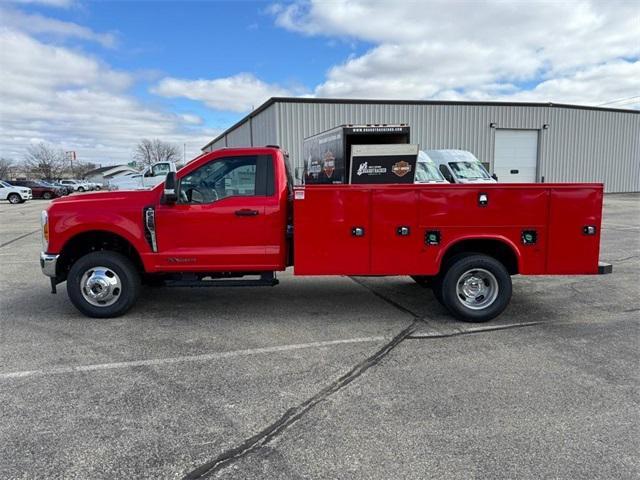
(40, 252, 59, 277)
(598, 262, 613, 274)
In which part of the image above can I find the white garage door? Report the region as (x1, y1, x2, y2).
(494, 129, 538, 183)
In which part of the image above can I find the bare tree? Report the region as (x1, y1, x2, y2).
(72, 161, 98, 179)
(24, 143, 67, 180)
(0, 157, 14, 179)
(133, 139, 181, 167)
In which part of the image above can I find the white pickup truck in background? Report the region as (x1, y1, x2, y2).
(107, 162, 174, 190)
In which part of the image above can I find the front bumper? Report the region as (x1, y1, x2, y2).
(40, 252, 59, 277)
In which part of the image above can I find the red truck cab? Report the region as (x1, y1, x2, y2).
(40, 146, 611, 321)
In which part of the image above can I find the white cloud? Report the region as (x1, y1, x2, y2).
(0, 28, 216, 164)
(271, 0, 640, 107)
(0, 6, 118, 48)
(152, 73, 298, 112)
(9, 0, 74, 7)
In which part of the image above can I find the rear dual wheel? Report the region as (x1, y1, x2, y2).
(434, 254, 512, 322)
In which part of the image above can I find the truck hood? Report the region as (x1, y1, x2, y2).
(50, 189, 157, 206)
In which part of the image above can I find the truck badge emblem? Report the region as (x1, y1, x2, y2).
(392, 161, 412, 177)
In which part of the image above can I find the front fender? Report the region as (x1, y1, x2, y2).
(48, 213, 148, 255)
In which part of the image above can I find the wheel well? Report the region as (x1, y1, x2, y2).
(56, 231, 144, 281)
(440, 239, 519, 275)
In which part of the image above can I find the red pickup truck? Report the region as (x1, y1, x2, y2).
(40, 146, 611, 321)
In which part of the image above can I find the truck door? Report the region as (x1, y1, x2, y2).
(154, 154, 274, 270)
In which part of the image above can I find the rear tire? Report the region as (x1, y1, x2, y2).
(8, 193, 21, 204)
(439, 254, 512, 322)
(67, 251, 140, 318)
(78, 186, 85, 192)
(43, 192, 52, 200)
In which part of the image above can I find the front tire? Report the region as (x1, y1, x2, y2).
(78, 186, 85, 192)
(67, 251, 140, 318)
(43, 192, 52, 200)
(8, 193, 21, 204)
(439, 254, 512, 322)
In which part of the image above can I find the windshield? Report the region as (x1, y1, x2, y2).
(448, 161, 490, 180)
(0, 180, 10, 187)
(415, 161, 446, 182)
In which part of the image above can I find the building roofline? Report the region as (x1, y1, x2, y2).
(202, 97, 639, 150)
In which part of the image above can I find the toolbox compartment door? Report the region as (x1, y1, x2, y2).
(294, 187, 371, 275)
(370, 188, 421, 274)
(546, 186, 603, 274)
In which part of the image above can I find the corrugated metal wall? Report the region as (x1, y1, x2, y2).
(251, 103, 279, 146)
(205, 101, 639, 192)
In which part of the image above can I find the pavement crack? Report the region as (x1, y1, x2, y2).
(0, 229, 39, 249)
(181, 322, 418, 479)
(349, 276, 422, 319)
(406, 321, 545, 339)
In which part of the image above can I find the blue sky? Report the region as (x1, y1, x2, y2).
(1, 0, 638, 164)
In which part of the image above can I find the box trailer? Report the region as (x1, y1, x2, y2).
(303, 124, 410, 184)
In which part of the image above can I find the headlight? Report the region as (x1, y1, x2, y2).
(41, 210, 49, 250)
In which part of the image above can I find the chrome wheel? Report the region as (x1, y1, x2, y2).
(80, 266, 122, 307)
(455, 268, 499, 310)
(8, 194, 20, 204)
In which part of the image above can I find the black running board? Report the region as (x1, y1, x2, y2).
(165, 272, 279, 288)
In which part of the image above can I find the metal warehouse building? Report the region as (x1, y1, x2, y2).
(202, 98, 640, 193)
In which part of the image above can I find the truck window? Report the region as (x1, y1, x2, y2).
(448, 161, 491, 180)
(151, 163, 170, 177)
(179, 156, 257, 204)
(439, 165, 455, 183)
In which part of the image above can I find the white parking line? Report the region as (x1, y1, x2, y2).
(0, 336, 386, 380)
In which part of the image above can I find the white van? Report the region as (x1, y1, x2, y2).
(415, 151, 449, 184)
(425, 150, 497, 184)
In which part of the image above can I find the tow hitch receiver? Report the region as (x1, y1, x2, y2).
(598, 262, 613, 274)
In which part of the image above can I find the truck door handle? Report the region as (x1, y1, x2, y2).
(510, 169, 519, 174)
(235, 209, 259, 216)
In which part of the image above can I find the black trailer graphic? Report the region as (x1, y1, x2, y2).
(349, 144, 419, 184)
(303, 125, 410, 184)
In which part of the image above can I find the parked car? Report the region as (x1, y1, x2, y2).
(425, 150, 497, 184)
(59, 179, 91, 192)
(84, 181, 101, 190)
(10, 180, 62, 200)
(0, 180, 32, 204)
(39, 180, 71, 195)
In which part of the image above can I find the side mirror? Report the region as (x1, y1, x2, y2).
(491, 173, 498, 181)
(161, 172, 178, 204)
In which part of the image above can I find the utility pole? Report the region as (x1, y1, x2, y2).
(183, 143, 186, 164)
(65, 151, 76, 177)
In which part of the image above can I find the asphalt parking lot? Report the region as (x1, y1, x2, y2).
(0, 194, 638, 479)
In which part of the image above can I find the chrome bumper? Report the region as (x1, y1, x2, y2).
(40, 252, 59, 277)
